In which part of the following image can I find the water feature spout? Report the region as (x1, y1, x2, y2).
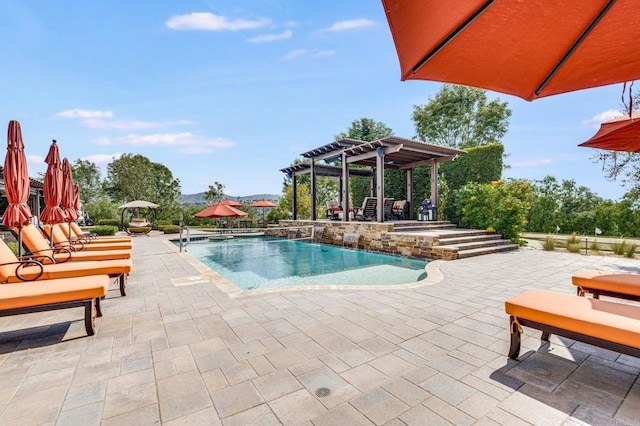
(314, 226, 325, 243)
(343, 233, 360, 248)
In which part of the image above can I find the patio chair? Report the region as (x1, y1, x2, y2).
(0, 239, 131, 296)
(354, 197, 377, 221)
(44, 224, 132, 251)
(16, 224, 131, 262)
(392, 200, 408, 220)
(572, 270, 640, 302)
(68, 221, 132, 243)
(383, 198, 395, 220)
(325, 200, 340, 220)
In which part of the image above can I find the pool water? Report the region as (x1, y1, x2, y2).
(181, 237, 427, 290)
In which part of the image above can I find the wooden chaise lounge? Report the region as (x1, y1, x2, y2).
(505, 289, 640, 360)
(0, 275, 110, 335)
(572, 269, 640, 302)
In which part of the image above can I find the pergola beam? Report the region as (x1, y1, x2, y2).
(346, 144, 403, 164)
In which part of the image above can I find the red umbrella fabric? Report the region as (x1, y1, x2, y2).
(382, 0, 640, 101)
(248, 199, 276, 222)
(61, 157, 78, 222)
(73, 183, 81, 218)
(2, 120, 32, 228)
(579, 112, 640, 153)
(219, 198, 242, 207)
(40, 140, 65, 224)
(194, 203, 247, 219)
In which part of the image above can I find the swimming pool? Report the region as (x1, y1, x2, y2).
(180, 236, 427, 290)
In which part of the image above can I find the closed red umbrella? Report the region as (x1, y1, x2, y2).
(579, 111, 640, 153)
(382, 0, 640, 101)
(2, 120, 32, 255)
(40, 140, 65, 226)
(74, 183, 81, 219)
(61, 158, 77, 222)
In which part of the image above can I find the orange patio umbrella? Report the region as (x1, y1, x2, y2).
(579, 111, 640, 153)
(382, 0, 640, 101)
(2, 121, 32, 232)
(219, 198, 242, 207)
(248, 199, 276, 222)
(193, 202, 247, 219)
(40, 140, 65, 227)
(73, 183, 82, 219)
(61, 157, 77, 222)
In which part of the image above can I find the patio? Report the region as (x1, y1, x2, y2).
(0, 234, 639, 425)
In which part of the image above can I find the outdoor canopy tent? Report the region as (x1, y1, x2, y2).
(119, 200, 159, 230)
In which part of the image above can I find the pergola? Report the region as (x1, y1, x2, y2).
(281, 136, 464, 222)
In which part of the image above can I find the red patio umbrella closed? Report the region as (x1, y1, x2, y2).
(579, 112, 640, 153)
(40, 140, 65, 227)
(382, 0, 640, 101)
(73, 183, 82, 219)
(61, 158, 77, 222)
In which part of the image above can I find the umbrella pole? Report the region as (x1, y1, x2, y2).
(18, 228, 23, 257)
(49, 227, 55, 248)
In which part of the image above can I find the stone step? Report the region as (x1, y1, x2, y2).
(392, 223, 457, 232)
(438, 234, 503, 245)
(455, 244, 520, 259)
(438, 238, 512, 251)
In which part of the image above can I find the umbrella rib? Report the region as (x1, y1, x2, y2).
(535, 0, 617, 96)
(412, 0, 496, 75)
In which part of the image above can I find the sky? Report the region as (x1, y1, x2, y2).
(0, 0, 633, 200)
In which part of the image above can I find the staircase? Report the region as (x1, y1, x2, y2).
(390, 221, 519, 259)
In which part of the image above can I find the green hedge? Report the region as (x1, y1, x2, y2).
(440, 143, 503, 191)
(161, 225, 180, 234)
(91, 225, 117, 236)
(98, 219, 121, 227)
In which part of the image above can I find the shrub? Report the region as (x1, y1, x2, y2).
(566, 233, 581, 246)
(162, 225, 180, 234)
(98, 219, 121, 227)
(5, 241, 19, 256)
(542, 235, 556, 251)
(611, 240, 627, 255)
(624, 243, 637, 258)
(566, 243, 581, 253)
(589, 240, 601, 253)
(91, 225, 117, 236)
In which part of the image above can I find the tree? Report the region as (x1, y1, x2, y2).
(72, 159, 103, 204)
(204, 182, 225, 204)
(412, 85, 512, 148)
(104, 154, 181, 210)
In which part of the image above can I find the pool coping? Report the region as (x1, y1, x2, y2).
(163, 238, 444, 298)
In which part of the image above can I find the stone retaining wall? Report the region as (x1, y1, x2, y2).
(278, 220, 454, 260)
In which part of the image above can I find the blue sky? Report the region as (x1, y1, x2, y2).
(0, 0, 631, 200)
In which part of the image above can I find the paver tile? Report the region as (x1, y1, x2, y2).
(350, 387, 410, 425)
(268, 388, 326, 424)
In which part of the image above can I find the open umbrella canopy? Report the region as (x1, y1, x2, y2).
(579, 112, 640, 153)
(40, 140, 65, 224)
(61, 158, 77, 222)
(2, 120, 32, 227)
(382, 0, 640, 101)
(119, 200, 159, 209)
(248, 200, 276, 208)
(219, 198, 242, 207)
(194, 203, 247, 219)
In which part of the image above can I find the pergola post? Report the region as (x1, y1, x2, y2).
(376, 147, 385, 222)
(370, 173, 375, 197)
(341, 152, 349, 222)
(310, 158, 316, 220)
(430, 159, 438, 208)
(292, 174, 297, 220)
(406, 169, 413, 220)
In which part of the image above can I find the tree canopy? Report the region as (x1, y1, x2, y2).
(71, 159, 103, 204)
(203, 182, 225, 204)
(412, 85, 512, 148)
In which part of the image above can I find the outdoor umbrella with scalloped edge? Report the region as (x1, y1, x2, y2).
(579, 111, 640, 153)
(2, 120, 33, 255)
(382, 0, 640, 101)
(193, 203, 247, 219)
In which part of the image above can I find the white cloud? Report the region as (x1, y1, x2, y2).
(320, 18, 375, 32)
(27, 154, 44, 166)
(56, 109, 114, 119)
(313, 50, 336, 58)
(283, 49, 307, 60)
(247, 29, 292, 43)
(122, 132, 236, 154)
(82, 153, 123, 165)
(582, 109, 623, 128)
(511, 159, 553, 167)
(82, 119, 192, 130)
(166, 12, 269, 31)
(91, 137, 112, 146)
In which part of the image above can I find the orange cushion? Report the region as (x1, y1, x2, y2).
(572, 270, 640, 297)
(505, 289, 640, 349)
(3, 259, 132, 283)
(67, 250, 131, 261)
(0, 275, 110, 310)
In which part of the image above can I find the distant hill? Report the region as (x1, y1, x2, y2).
(180, 193, 280, 205)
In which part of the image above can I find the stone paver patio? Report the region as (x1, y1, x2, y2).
(1, 234, 640, 425)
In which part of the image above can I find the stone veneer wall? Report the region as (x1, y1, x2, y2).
(277, 220, 454, 260)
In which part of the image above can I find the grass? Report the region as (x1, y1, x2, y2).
(566, 233, 581, 253)
(542, 235, 556, 251)
(589, 240, 601, 253)
(611, 240, 628, 255)
(625, 243, 637, 258)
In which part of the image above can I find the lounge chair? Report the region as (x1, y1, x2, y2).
(505, 289, 640, 360)
(17, 224, 131, 262)
(0, 274, 110, 336)
(572, 270, 640, 302)
(392, 200, 409, 220)
(44, 224, 132, 251)
(354, 197, 377, 221)
(0, 239, 131, 296)
(383, 198, 395, 220)
(326, 200, 340, 220)
(67, 221, 132, 243)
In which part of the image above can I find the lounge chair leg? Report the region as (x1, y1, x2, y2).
(508, 316, 521, 360)
(84, 300, 96, 336)
(541, 331, 550, 341)
(95, 297, 103, 317)
(119, 274, 126, 297)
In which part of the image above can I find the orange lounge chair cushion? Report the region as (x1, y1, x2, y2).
(68, 222, 132, 243)
(65, 250, 131, 262)
(505, 289, 640, 349)
(0, 275, 110, 311)
(572, 270, 640, 297)
(0, 259, 132, 284)
(48, 225, 132, 250)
